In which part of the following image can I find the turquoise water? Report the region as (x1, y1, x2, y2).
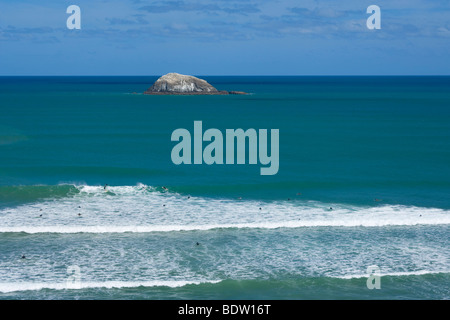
(0, 76, 449, 299)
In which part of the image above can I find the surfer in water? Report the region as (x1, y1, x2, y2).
(104, 184, 108, 191)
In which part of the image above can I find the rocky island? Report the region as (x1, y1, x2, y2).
(144, 73, 247, 95)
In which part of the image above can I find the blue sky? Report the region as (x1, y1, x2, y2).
(0, 0, 449, 75)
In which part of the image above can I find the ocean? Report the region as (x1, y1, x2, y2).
(0, 76, 449, 299)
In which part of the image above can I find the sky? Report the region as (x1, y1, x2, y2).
(0, 0, 449, 75)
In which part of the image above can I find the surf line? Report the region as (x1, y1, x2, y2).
(171, 121, 279, 175)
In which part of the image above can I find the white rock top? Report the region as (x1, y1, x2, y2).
(146, 73, 218, 93)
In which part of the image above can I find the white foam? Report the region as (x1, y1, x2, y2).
(335, 270, 450, 279)
(0, 184, 449, 234)
(0, 216, 449, 234)
(0, 280, 221, 293)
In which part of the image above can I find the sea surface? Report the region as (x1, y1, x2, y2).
(0, 76, 449, 299)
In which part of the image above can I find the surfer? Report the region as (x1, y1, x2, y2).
(21, 255, 26, 259)
(104, 184, 108, 191)
(196, 242, 200, 246)
(162, 186, 168, 191)
(78, 213, 82, 217)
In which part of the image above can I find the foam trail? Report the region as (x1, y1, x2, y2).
(335, 270, 450, 280)
(0, 280, 222, 293)
(0, 217, 449, 234)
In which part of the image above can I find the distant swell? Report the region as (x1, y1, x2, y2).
(0, 185, 79, 205)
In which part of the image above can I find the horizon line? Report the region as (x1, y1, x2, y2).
(1, 75, 450, 77)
